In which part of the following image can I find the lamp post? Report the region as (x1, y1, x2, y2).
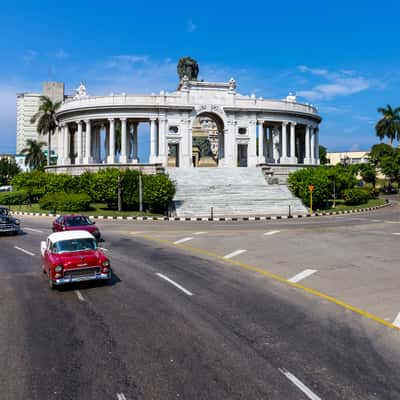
(332, 176, 336, 208)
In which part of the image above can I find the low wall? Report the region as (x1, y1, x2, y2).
(259, 163, 320, 184)
(45, 163, 165, 176)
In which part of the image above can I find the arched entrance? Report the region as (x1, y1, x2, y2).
(191, 112, 224, 167)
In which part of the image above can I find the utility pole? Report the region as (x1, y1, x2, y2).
(139, 173, 143, 213)
(333, 176, 336, 208)
(117, 173, 122, 212)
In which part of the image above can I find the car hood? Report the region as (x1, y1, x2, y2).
(53, 250, 103, 269)
(65, 225, 98, 233)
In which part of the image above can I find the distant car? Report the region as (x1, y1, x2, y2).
(0, 206, 20, 235)
(52, 215, 101, 240)
(40, 230, 111, 289)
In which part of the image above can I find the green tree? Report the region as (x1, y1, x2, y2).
(21, 139, 46, 170)
(319, 145, 328, 165)
(0, 158, 20, 185)
(30, 95, 62, 166)
(358, 163, 377, 188)
(375, 105, 400, 146)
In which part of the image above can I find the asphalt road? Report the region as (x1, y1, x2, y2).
(1, 200, 400, 399)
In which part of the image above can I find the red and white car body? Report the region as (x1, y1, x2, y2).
(41, 230, 111, 289)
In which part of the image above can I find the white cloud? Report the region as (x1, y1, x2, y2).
(22, 50, 38, 64)
(55, 49, 69, 59)
(187, 19, 197, 32)
(297, 65, 378, 100)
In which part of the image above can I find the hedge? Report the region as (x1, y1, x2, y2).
(343, 188, 372, 205)
(39, 192, 92, 212)
(0, 190, 29, 205)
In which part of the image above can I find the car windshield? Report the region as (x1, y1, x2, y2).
(65, 216, 92, 227)
(53, 238, 97, 253)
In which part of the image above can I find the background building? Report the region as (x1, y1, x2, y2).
(326, 151, 369, 165)
(16, 82, 65, 154)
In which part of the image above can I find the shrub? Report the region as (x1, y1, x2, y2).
(0, 190, 29, 205)
(343, 188, 371, 205)
(39, 192, 92, 212)
(143, 174, 176, 213)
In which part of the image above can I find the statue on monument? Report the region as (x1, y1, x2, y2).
(177, 57, 199, 80)
(74, 82, 88, 99)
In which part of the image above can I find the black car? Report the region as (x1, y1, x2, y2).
(0, 206, 20, 235)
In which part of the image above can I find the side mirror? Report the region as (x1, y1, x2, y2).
(40, 241, 47, 256)
(92, 221, 96, 225)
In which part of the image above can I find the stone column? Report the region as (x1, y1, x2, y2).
(272, 126, 280, 163)
(132, 122, 139, 163)
(248, 120, 258, 167)
(304, 125, 312, 164)
(310, 126, 315, 164)
(120, 118, 127, 163)
(76, 120, 83, 164)
(64, 124, 70, 165)
(257, 120, 265, 164)
(149, 118, 157, 163)
(158, 117, 167, 166)
(57, 125, 64, 165)
(84, 120, 92, 164)
(280, 122, 289, 163)
(268, 127, 273, 163)
(107, 118, 115, 164)
(315, 128, 320, 165)
(289, 122, 298, 164)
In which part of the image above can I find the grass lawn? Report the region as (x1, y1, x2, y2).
(319, 198, 386, 213)
(9, 203, 163, 217)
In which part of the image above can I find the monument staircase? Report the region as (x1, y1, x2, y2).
(167, 167, 307, 217)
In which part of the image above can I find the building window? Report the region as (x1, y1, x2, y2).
(169, 126, 179, 134)
(238, 127, 247, 135)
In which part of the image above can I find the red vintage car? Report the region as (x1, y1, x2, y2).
(41, 230, 111, 289)
(52, 215, 101, 240)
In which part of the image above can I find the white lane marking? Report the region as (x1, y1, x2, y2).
(14, 246, 35, 257)
(193, 231, 207, 235)
(174, 237, 193, 244)
(24, 227, 44, 233)
(288, 269, 318, 283)
(279, 368, 321, 400)
(116, 393, 127, 400)
(264, 230, 281, 236)
(393, 312, 400, 328)
(392, 233, 400, 236)
(156, 273, 193, 296)
(223, 249, 247, 259)
(75, 290, 85, 302)
(129, 231, 143, 235)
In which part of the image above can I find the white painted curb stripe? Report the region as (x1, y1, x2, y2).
(223, 249, 247, 259)
(156, 273, 193, 296)
(279, 368, 321, 400)
(75, 290, 85, 302)
(116, 393, 127, 400)
(14, 246, 35, 256)
(173, 237, 193, 244)
(24, 227, 44, 233)
(393, 312, 400, 328)
(392, 233, 400, 236)
(193, 231, 207, 235)
(264, 230, 281, 236)
(288, 269, 318, 283)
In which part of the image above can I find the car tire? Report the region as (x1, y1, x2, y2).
(48, 279, 55, 290)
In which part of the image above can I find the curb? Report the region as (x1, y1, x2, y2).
(11, 201, 392, 222)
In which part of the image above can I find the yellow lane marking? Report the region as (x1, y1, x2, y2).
(137, 233, 399, 331)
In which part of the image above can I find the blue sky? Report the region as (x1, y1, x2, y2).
(1, 0, 399, 156)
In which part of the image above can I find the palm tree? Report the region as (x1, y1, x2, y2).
(21, 139, 46, 170)
(30, 96, 61, 166)
(375, 105, 400, 146)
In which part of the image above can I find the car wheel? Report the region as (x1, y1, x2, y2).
(48, 279, 55, 290)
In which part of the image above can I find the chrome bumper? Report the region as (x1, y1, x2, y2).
(53, 272, 111, 285)
(0, 227, 19, 233)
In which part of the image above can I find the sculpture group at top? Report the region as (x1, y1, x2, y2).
(177, 56, 199, 81)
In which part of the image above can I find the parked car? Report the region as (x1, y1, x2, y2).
(0, 206, 20, 235)
(52, 215, 101, 240)
(40, 230, 111, 289)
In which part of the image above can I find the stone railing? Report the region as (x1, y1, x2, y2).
(59, 93, 318, 116)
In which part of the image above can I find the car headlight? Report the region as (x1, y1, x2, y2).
(102, 260, 110, 267)
(55, 265, 63, 273)
(14, 219, 20, 225)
